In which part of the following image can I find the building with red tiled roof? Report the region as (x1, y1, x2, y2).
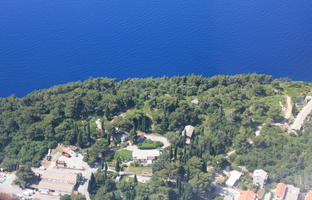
(238, 190, 256, 200)
(275, 183, 287, 200)
(136, 131, 145, 136)
(305, 191, 312, 200)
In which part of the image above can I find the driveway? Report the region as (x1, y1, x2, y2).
(144, 134, 171, 148)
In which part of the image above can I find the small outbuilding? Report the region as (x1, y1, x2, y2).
(226, 170, 242, 187)
(284, 185, 300, 200)
(182, 125, 195, 144)
(253, 169, 268, 188)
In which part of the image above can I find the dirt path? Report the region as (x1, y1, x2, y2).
(284, 95, 293, 120)
(291, 99, 312, 131)
(225, 150, 236, 158)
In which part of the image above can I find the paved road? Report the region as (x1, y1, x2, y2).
(0, 173, 23, 196)
(291, 99, 312, 131)
(144, 134, 171, 148)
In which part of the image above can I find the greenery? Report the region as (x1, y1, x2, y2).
(60, 194, 86, 200)
(114, 150, 133, 161)
(1, 74, 312, 199)
(14, 166, 38, 188)
(137, 139, 163, 149)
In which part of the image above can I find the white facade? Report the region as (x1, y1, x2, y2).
(284, 185, 300, 200)
(253, 169, 268, 188)
(226, 170, 242, 187)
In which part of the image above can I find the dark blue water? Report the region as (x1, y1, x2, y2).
(1, 0, 312, 97)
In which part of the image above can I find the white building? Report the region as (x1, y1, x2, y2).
(253, 169, 268, 188)
(133, 149, 160, 165)
(264, 192, 272, 200)
(32, 169, 77, 195)
(284, 185, 300, 200)
(182, 125, 195, 144)
(226, 170, 242, 187)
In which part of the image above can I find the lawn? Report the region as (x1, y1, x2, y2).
(126, 166, 153, 175)
(114, 149, 133, 161)
(137, 139, 163, 149)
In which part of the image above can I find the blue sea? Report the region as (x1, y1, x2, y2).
(0, 0, 312, 97)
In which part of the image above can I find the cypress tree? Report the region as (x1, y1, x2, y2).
(101, 121, 105, 137)
(88, 173, 96, 194)
(174, 146, 178, 160)
(87, 121, 91, 144)
(177, 177, 182, 197)
(115, 158, 121, 172)
(134, 174, 138, 184)
(77, 129, 83, 148)
(107, 133, 111, 145)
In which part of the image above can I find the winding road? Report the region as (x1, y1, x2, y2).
(291, 99, 312, 131)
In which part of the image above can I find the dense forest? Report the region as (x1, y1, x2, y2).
(1, 74, 312, 199)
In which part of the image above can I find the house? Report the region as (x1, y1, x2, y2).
(238, 190, 256, 200)
(114, 131, 130, 142)
(191, 99, 199, 105)
(226, 170, 242, 187)
(95, 119, 102, 130)
(32, 169, 77, 195)
(182, 125, 194, 144)
(284, 185, 300, 200)
(305, 191, 312, 200)
(133, 150, 160, 165)
(257, 189, 265, 200)
(253, 169, 268, 188)
(69, 145, 79, 152)
(264, 193, 272, 200)
(274, 183, 287, 200)
(0, 193, 19, 200)
(135, 131, 146, 143)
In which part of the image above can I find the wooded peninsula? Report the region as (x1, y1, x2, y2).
(1, 74, 312, 200)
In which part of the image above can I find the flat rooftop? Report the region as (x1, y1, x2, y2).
(133, 149, 160, 160)
(33, 168, 77, 184)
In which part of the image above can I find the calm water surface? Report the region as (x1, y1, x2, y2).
(0, 0, 312, 97)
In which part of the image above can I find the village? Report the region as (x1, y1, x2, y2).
(0, 117, 172, 200)
(1, 122, 312, 200)
(1, 93, 312, 200)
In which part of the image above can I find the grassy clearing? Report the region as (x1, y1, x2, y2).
(126, 166, 153, 175)
(281, 82, 312, 99)
(137, 139, 163, 149)
(114, 149, 133, 161)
